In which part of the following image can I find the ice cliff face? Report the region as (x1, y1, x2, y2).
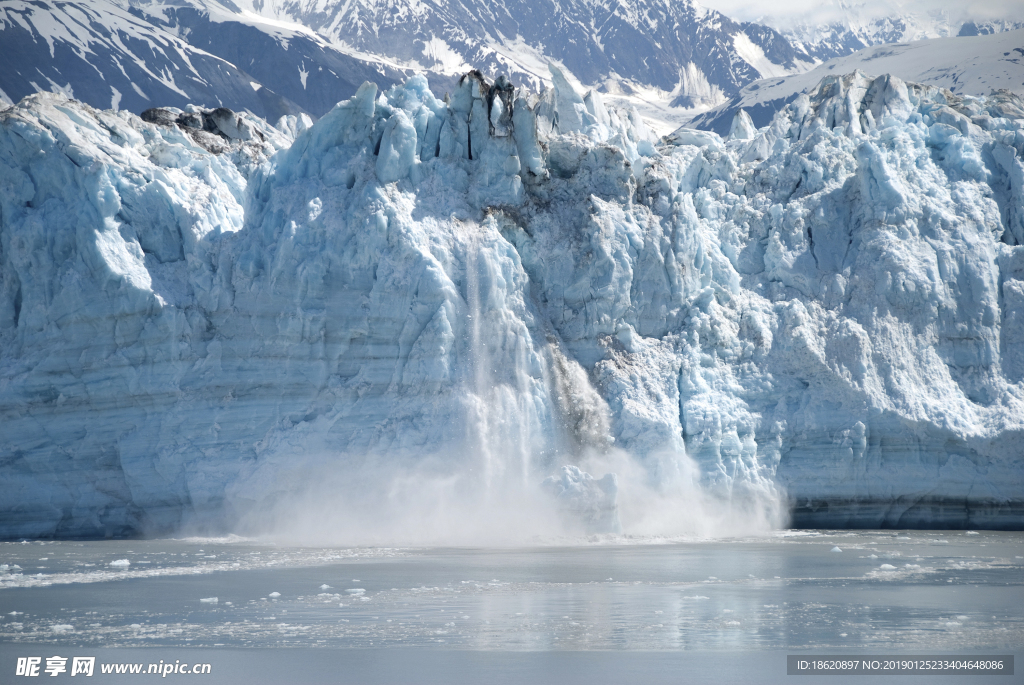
(2, 68, 1023, 539)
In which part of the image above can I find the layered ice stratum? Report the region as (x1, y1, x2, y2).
(1, 67, 1023, 538)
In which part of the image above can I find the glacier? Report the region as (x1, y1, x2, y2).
(1, 67, 1023, 540)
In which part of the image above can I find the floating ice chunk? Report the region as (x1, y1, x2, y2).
(268, 592, 281, 598)
(52, 624, 74, 633)
(966, 531, 980, 535)
(109, 559, 130, 568)
(346, 588, 366, 595)
(200, 597, 218, 603)
(319, 584, 332, 590)
(879, 564, 897, 571)
(831, 546, 842, 553)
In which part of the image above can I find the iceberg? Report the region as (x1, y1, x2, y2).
(1, 69, 1022, 540)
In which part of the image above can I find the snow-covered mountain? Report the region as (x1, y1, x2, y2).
(2, 67, 1022, 539)
(689, 29, 1024, 136)
(203, 0, 812, 100)
(763, 3, 1024, 63)
(0, 0, 421, 120)
(1, 0, 816, 129)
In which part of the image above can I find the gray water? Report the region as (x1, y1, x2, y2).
(1, 530, 1021, 683)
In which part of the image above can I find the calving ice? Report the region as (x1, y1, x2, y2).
(0, 67, 1022, 542)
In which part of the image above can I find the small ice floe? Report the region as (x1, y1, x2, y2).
(840, 633, 848, 637)
(966, 531, 980, 535)
(345, 589, 365, 595)
(879, 564, 897, 571)
(268, 592, 281, 598)
(52, 625, 74, 633)
(109, 559, 130, 568)
(200, 597, 218, 603)
(831, 546, 842, 553)
(869, 554, 878, 559)
(320, 584, 332, 590)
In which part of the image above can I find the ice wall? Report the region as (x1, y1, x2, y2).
(1, 69, 1022, 538)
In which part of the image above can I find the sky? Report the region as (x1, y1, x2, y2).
(696, 0, 1024, 30)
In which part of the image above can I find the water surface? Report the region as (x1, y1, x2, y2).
(0, 531, 1020, 682)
